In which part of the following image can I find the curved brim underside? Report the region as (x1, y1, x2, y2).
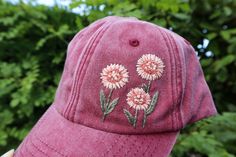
(14, 105, 179, 157)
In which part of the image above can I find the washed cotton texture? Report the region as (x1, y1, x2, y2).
(14, 16, 217, 157)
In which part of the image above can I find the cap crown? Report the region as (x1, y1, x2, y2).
(53, 16, 216, 134)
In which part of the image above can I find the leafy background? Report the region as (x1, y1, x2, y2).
(0, 0, 236, 156)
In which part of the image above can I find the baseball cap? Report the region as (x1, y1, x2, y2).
(14, 16, 217, 157)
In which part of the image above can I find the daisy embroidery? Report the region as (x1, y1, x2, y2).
(124, 54, 164, 128)
(100, 64, 129, 122)
(127, 88, 151, 111)
(137, 54, 165, 93)
(124, 87, 159, 128)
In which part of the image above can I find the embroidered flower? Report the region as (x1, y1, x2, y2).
(124, 87, 158, 128)
(124, 53, 163, 128)
(100, 64, 129, 122)
(100, 64, 129, 89)
(126, 88, 151, 110)
(136, 54, 165, 81)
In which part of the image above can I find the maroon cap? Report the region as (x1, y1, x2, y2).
(14, 16, 217, 157)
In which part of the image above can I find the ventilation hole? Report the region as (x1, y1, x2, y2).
(129, 39, 139, 47)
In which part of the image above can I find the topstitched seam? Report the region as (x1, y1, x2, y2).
(168, 33, 184, 129)
(64, 23, 107, 120)
(66, 20, 113, 122)
(63, 21, 107, 118)
(24, 135, 36, 157)
(71, 19, 124, 122)
(34, 133, 68, 157)
(164, 31, 179, 130)
(18, 135, 29, 157)
(157, 27, 175, 130)
(71, 22, 113, 122)
(29, 136, 49, 157)
(62, 27, 89, 117)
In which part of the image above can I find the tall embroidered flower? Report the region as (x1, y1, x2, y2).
(126, 88, 151, 110)
(100, 64, 129, 89)
(136, 54, 165, 81)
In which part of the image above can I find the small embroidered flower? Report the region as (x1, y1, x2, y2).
(100, 64, 129, 89)
(124, 53, 163, 128)
(100, 64, 129, 122)
(124, 88, 158, 128)
(127, 88, 151, 110)
(136, 54, 165, 81)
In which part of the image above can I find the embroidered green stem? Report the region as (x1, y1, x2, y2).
(142, 111, 147, 128)
(102, 89, 113, 122)
(100, 89, 119, 122)
(101, 114, 106, 122)
(146, 80, 152, 93)
(106, 89, 113, 106)
(142, 91, 159, 127)
(142, 80, 152, 93)
(133, 109, 138, 128)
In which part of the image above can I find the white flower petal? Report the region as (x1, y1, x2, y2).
(136, 54, 165, 81)
(100, 64, 129, 89)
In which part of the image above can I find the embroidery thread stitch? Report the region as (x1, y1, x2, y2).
(124, 87, 151, 128)
(137, 54, 165, 93)
(100, 64, 129, 122)
(124, 54, 164, 128)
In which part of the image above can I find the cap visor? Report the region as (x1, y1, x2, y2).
(14, 105, 179, 157)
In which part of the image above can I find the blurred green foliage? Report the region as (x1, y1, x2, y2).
(0, 0, 236, 156)
(0, 0, 77, 153)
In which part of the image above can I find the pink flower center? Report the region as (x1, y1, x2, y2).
(131, 94, 147, 106)
(106, 70, 122, 83)
(141, 61, 160, 75)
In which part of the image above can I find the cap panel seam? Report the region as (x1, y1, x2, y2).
(156, 27, 175, 131)
(64, 21, 112, 121)
(66, 27, 103, 121)
(168, 34, 184, 129)
(29, 136, 51, 157)
(62, 25, 106, 118)
(69, 20, 117, 122)
(163, 31, 179, 130)
(33, 135, 67, 157)
(24, 137, 37, 157)
(19, 133, 32, 156)
(30, 105, 69, 157)
(61, 27, 90, 117)
(163, 31, 180, 130)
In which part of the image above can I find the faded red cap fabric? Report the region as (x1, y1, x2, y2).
(14, 16, 217, 157)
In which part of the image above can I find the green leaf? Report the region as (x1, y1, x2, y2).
(214, 55, 235, 72)
(123, 109, 134, 125)
(99, 89, 106, 113)
(0, 130, 7, 146)
(172, 13, 190, 20)
(146, 91, 159, 115)
(223, 6, 232, 16)
(105, 97, 119, 114)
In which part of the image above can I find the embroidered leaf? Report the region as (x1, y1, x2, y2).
(100, 89, 106, 113)
(123, 109, 135, 125)
(105, 97, 119, 114)
(146, 91, 159, 115)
